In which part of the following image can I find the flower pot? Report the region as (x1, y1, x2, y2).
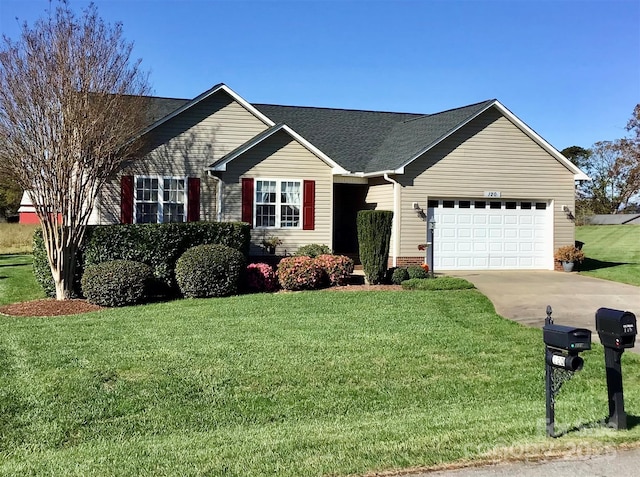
(562, 261, 575, 272)
(267, 246, 276, 255)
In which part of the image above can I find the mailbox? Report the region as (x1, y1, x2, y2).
(543, 324, 592, 352)
(595, 308, 637, 350)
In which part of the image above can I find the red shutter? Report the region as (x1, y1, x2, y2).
(187, 177, 200, 222)
(120, 175, 134, 224)
(303, 180, 315, 230)
(241, 178, 254, 226)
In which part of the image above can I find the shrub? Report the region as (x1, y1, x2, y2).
(314, 254, 354, 286)
(32, 222, 251, 297)
(554, 245, 586, 263)
(401, 277, 475, 291)
(407, 265, 430, 279)
(245, 263, 279, 293)
(175, 244, 246, 298)
(357, 210, 393, 284)
(295, 243, 332, 258)
(81, 260, 154, 307)
(84, 222, 250, 292)
(277, 256, 323, 291)
(391, 267, 410, 285)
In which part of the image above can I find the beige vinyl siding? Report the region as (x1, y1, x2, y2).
(397, 107, 575, 259)
(221, 130, 333, 254)
(365, 178, 396, 257)
(97, 91, 269, 224)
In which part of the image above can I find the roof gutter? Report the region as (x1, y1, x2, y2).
(383, 173, 400, 268)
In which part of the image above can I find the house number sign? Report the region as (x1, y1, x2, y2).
(483, 191, 501, 198)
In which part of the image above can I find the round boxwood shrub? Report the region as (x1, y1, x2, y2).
(245, 262, 279, 293)
(391, 267, 410, 285)
(81, 260, 154, 307)
(277, 256, 323, 291)
(175, 244, 246, 298)
(295, 243, 332, 258)
(407, 265, 430, 279)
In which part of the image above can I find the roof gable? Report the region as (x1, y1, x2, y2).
(135, 84, 274, 141)
(207, 123, 348, 174)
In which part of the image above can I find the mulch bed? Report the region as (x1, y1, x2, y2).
(0, 284, 403, 318)
(0, 299, 103, 317)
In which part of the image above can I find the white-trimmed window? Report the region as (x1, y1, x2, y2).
(135, 176, 187, 223)
(255, 179, 301, 228)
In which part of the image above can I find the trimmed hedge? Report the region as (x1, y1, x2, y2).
(175, 244, 246, 298)
(315, 254, 354, 286)
(357, 210, 393, 285)
(295, 243, 332, 258)
(245, 263, 279, 293)
(401, 277, 475, 291)
(81, 260, 154, 307)
(277, 256, 323, 291)
(33, 222, 250, 297)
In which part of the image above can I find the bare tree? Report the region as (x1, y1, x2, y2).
(0, 1, 151, 299)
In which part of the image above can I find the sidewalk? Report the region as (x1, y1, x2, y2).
(414, 446, 640, 477)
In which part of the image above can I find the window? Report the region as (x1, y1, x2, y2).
(255, 179, 301, 228)
(459, 200, 471, 208)
(135, 176, 186, 223)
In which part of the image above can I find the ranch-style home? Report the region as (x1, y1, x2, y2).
(20, 83, 589, 270)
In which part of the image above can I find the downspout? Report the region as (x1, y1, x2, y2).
(207, 171, 223, 222)
(383, 173, 400, 267)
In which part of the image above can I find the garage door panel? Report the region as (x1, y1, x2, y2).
(430, 199, 551, 270)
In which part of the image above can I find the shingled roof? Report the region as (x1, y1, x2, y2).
(254, 100, 496, 173)
(138, 87, 584, 178)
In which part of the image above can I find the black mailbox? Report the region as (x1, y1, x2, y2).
(595, 308, 637, 349)
(543, 324, 592, 352)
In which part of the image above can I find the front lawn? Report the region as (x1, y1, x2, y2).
(576, 225, 640, 286)
(1, 256, 640, 475)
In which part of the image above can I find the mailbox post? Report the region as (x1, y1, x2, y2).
(543, 306, 591, 437)
(595, 307, 637, 430)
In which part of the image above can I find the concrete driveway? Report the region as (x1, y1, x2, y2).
(449, 270, 640, 352)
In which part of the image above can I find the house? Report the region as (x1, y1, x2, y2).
(52, 83, 589, 270)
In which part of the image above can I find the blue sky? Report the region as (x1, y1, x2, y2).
(1, 0, 638, 151)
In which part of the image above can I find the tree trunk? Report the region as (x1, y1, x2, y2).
(50, 244, 77, 300)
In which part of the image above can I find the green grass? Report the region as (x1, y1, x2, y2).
(401, 277, 475, 290)
(0, 223, 39, 254)
(0, 254, 45, 305)
(1, 256, 639, 475)
(576, 225, 640, 286)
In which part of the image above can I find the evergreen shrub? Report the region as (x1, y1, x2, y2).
(357, 210, 393, 284)
(295, 243, 332, 258)
(391, 267, 410, 285)
(81, 260, 154, 307)
(175, 244, 245, 298)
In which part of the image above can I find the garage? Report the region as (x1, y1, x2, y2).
(427, 199, 553, 270)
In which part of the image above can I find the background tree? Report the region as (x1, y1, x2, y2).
(0, 176, 22, 220)
(562, 105, 640, 219)
(561, 145, 591, 170)
(0, 1, 151, 299)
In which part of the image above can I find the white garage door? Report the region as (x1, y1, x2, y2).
(428, 199, 552, 270)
